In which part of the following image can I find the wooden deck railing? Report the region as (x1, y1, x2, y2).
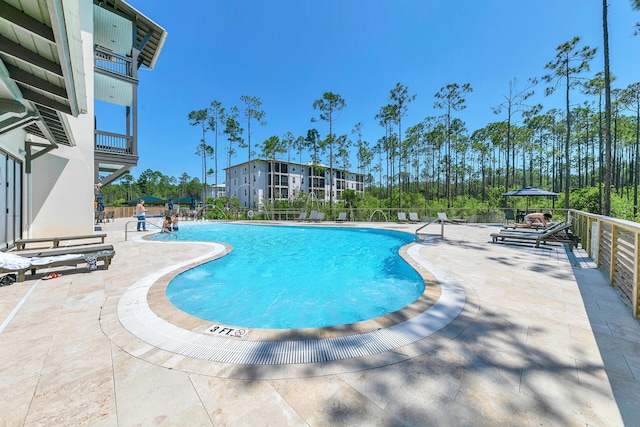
(569, 209, 639, 319)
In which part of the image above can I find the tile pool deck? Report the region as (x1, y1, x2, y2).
(1, 218, 639, 426)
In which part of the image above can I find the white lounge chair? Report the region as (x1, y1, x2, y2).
(0, 244, 116, 282)
(295, 212, 307, 221)
(408, 213, 420, 223)
(397, 212, 408, 223)
(306, 210, 318, 222)
(315, 212, 325, 222)
(336, 212, 347, 222)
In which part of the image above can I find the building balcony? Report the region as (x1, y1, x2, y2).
(95, 130, 138, 185)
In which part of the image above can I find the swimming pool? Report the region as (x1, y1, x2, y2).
(155, 223, 424, 329)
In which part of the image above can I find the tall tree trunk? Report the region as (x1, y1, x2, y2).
(603, 0, 612, 216)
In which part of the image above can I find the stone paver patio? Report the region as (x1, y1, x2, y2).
(1, 218, 639, 426)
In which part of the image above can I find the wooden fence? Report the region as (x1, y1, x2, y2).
(570, 209, 639, 319)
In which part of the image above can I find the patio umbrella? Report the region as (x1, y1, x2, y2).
(503, 186, 558, 210)
(96, 194, 104, 212)
(190, 195, 196, 211)
(167, 197, 174, 211)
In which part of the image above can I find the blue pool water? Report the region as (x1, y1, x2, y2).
(155, 223, 424, 329)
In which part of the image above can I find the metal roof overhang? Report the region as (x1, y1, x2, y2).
(0, 0, 167, 149)
(0, 0, 85, 147)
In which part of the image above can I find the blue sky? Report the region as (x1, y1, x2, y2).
(105, 1, 640, 185)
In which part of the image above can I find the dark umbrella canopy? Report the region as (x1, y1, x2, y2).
(503, 186, 559, 197)
(96, 194, 104, 212)
(168, 197, 174, 211)
(503, 186, 558, 210)
(190, 195, 196, 211)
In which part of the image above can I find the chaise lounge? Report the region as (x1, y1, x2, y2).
(438, 212, 467, 225)
(0, 244, 116, 282)
(490, 222, 579, 251)
(408, 212, 420, 223)
(15, 233, 107, 250)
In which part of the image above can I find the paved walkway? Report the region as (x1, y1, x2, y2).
(1, 219, 639, 426)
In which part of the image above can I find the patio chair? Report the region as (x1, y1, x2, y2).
(306, 210, 318, 222)
(397, 212, 408, 223)
(0, 244, 116, 282)
(295, 212, 307, 222)
(504, 209, 516, 225)
(314, 212, 325, 222)
(95, 211, 104, 224)
(335, 212, 347, 222)
(408, 212, 420, 223)
(491, 222, 579, 251)
(105, 211, 115, 222)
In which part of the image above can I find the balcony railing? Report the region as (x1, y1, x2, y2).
(94, 46, 134, 79)
(95, 130, 133, 155)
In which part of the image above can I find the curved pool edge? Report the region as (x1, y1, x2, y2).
(113, 234, 474, 375)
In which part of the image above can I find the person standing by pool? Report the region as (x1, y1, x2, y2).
(171, 213, 179, 231)
(136, 199, 147, 231)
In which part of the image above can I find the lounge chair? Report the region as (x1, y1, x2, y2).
(15, 233, 107, 250)
(437, 212, 467, 225)
(491, 222, 579, 251)
(0, 244, 116, 282)
(408, 213, 420, 223)
(397, 212, 408, 223)
(306, 210, 318, 222)
(106, 211, 115, 222)
(295, 212, 307, 222)
(335, 212, 347, 222)
(314, 212, 325, 222)
(501, 220, 565, 233)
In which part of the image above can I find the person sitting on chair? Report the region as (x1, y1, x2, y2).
(516, 212, 552, 228)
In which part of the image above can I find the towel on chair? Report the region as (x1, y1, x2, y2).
(0, 251, 83, 269)
(0, 252, 32, 270)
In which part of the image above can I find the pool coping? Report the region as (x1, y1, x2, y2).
(115, 227, 471, 372)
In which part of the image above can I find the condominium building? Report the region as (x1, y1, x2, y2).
(205, 183, 226, 200)
(0, 0, 166, 247)
(224, 159, 365, 208)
